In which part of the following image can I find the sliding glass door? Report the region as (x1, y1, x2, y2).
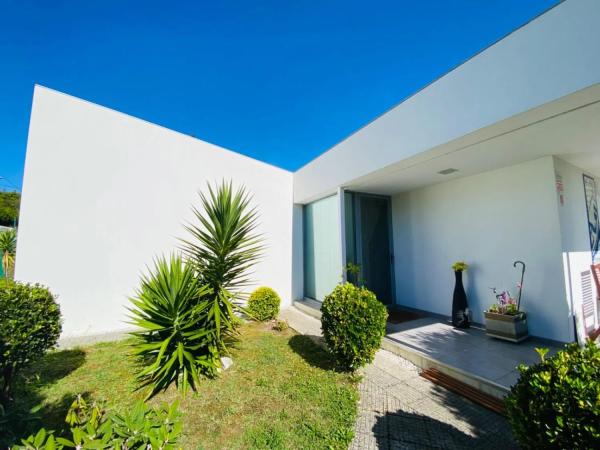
(303, 195, 342, 301)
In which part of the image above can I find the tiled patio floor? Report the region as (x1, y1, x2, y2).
(386, 317, 562, 390)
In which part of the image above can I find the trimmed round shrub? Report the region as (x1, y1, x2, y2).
(505, 341, 600, 449)
(0, 281, 62, 404)
(247, 287, 280, 321)
(321, 283, 388, 371)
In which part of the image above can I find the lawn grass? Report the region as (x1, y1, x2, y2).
(4, 322, 358, 449)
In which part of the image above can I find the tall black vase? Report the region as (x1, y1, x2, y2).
(452, 270, 470, 328)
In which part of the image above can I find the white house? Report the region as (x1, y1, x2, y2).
(16, 0, 600, 343)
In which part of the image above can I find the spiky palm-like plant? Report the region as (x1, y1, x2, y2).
(129, 255, 216, 399)
(181, 181, 263, 345)
(0, 229, 16, 280)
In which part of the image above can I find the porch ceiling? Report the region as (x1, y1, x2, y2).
(343, 84, 600, 196)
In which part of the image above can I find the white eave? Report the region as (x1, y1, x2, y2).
(293, 0, 600, 203)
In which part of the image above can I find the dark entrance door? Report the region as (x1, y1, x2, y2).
(346, 192, 394, 305)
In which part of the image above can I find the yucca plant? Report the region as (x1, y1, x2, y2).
(129, 254, 217, 399)
(0, 228, 16, 280)
(181, 181, 263, 346)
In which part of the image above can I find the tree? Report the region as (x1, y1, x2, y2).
(0, 229, 16, 279)
(0, 191, 20, 227)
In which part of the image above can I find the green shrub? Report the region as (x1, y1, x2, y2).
(273, 319, 289, 331)
(247, 287, 280, 321)
(0, 282, 61, 405)
(321, 283, 388, 371)
(13, 395, 182, 449)
(129, 254, 217, 398)
(505, 342, 600, 449)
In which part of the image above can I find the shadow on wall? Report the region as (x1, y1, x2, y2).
(464, 263, 481, 319)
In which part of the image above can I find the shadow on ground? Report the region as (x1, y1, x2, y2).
(287, 334, 338, 371)
(373, 411, 504, 449)
(370, 382, 518, 449)
(0, 348, 87, 447)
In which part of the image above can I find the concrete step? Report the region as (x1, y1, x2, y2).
(280, 305, 322, 337)
(293, 298, 322, 319)
(381, 337, 509, 400)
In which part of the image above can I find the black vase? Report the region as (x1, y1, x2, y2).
(452, 270, 470, 328)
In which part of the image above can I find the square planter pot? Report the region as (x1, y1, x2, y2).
(484, 311, 529, 343)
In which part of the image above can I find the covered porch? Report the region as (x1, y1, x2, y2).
(298, 83, 600, 345)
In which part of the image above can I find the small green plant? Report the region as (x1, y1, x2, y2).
(13, 395, 182, 449)
(451, 261, 468, 272)
(0, 228, 17, 280)
(272, 319, 289, 331)
(321, 283, 388, 371)
(505, 341, 600, 449)
(129, 254, 217, 398)
(0, 281, 61, 405)
(247, 287, 280, 321)
(344, 262, 364, 286)
(488, 288, 520, 315)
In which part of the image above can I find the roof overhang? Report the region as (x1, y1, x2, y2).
(293, 0, 600, 203)
(343, 83, 600, 195)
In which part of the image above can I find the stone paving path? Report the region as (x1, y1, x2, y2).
(280, 307, 517, 450)
(351, 351, 517, 449)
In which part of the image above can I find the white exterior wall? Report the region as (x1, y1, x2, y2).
(554, 157, 599, 340)
(16, 86, 294, 337)
(554, 157, 594, 255)
(391, 157, 571, 342)
(294, 0, 600, 203)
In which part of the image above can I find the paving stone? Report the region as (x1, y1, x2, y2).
(385, 394, 418, 415)
(362, 365, 410, 388)
(385, 381, 427, 406)
(358, 381, 388, 412)
(349, 432, 386, 450)
(402, 375, 441, 397)
(354, 410, 386, 436)
(388, 438, 438, 450)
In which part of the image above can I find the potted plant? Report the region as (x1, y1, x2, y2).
(484, 261, 528, 342)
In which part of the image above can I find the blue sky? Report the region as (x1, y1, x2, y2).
(1, 0, 558, 190)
